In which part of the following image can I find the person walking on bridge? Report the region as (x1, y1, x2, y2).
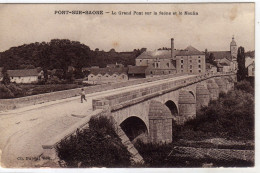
(80, 88, 87, 103)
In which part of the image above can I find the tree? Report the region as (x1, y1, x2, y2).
(205, 49, 209, 63)
(56, 116, 131, 167)
(208, 53, 217, 66)
(38, 45, 51, 82)
(237, 46, 246, 81)
(2, 67, 10, 85)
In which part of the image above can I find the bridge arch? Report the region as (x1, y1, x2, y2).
(188, 91, 196, 99)
(165, 100, 178, 116)
(120, 116, 148, 142)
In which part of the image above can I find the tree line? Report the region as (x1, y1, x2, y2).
(0, 39, 145, 81)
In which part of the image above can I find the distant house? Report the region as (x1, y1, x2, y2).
(128, 65, 148, 79)
(107, 63, 124, 68)
(219, 62, 231, 73)
(216, 63, 223, 72)
(87, 67, 128, 84)
(247, 62, 254, 77)
(6, 68, 43, 83)
(206, 63, 217, 74)
(209, 36, 238, 73)
(135, 38, 206, 76)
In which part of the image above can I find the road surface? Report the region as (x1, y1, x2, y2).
(0, 75, 192, 168)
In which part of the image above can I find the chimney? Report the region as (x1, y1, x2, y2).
(171, 38, 174, 58)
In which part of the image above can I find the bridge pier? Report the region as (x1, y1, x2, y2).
(196, 84, 210, 109)
(148, 100, 173, 143)
(215, 77, 228, 93)
(224, 76, 234, 92)
(207, 79, 219, 100)
(178, 90, 196, 124)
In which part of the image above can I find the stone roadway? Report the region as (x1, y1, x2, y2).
(0, 75, 191, 168)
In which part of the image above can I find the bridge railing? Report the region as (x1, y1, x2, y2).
(0, 73, 185, 111)
(92, 72, 236, 111)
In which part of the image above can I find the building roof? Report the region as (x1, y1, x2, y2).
(7, 69, 40, 77)
(136, 50, 171, 59)
(89, 67, 128, 76)
(176, 46, 204, 56)
(206, 63, 217, 69)
(136, 46, 204, 59)
(245, 57, 254, 68)
(210, 51, 232, 61)
(247, 61, 254, 68)
(128, 66, 148, 74)
(219, 62, 229, 66)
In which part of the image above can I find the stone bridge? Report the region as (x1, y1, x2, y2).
(0, 72, 237, 167)
(92, 73, 236, 144)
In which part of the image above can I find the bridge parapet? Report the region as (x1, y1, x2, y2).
(93, 72, 235, 112)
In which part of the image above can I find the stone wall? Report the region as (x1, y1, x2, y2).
(0, 73, 184, 111)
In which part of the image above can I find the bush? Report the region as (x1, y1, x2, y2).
(0, 84, 14, 98)
(235, 80, 254, 94)
(56, 116, 131, 167)
(46, 76, 62, 84)
(6, 83, 25, 97)
(178, 89, 254, 141)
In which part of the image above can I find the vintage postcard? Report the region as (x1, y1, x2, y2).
(0, 2, 255, 170)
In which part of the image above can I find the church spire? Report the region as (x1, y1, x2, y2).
(230, 35, 236, 46)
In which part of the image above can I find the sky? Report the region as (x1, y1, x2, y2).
(0, 3, 255, 52)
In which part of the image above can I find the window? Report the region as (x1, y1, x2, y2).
(140, 60, 142, 62)
(190, 60, 192, 63)
(190, 65, 192, 69)
(181, 70, 183, 73)
(167, 63, 170, 67)
(190, 70, 192, 73)
(198, 56, 200, 59)
(163, 71, 164, 74)
(198, 70, 201, 73)
(198, 65, 201, 68)
(181, 60, 184, 63)
(150, 71, 153, 74)
(181, 65, 183, 68)
(198, 60, 201, 63)
(169, 71, 171, 74)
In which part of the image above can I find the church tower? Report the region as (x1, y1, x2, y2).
(230, 35, 237, 60)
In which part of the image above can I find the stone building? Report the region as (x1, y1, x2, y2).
(128, 65, 149, 79)
(210, 36, 238, 73)
(247, 61, 254, 77)
(0, 68, 43, 84)
(206, 63, 217, 74)
(135, 38, 206, 76)
(87, 67, 128, 84)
